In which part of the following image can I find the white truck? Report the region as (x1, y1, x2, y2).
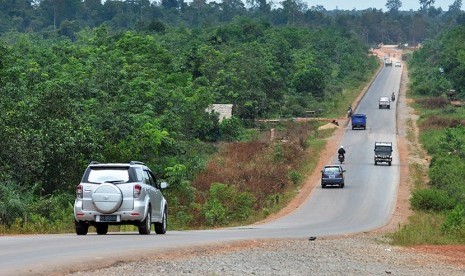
(379, 96, 391, 109)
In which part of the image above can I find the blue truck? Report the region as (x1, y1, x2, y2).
(351, 113, 367, 130)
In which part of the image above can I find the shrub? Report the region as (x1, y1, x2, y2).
(202, 183, 254, 226)
(0, 181, 31, 226)
(416, 97, 449, 109)
(204, 199, 227, 226)
(219, 116, 244, 141)
(441, 204, 465, 233)
(420, 116, 465, 131)
(410, 188, 457, 212)
(287, 170, 302, 185)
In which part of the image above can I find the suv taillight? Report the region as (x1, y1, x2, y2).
(76, 184, 83, 199)
(134, 184, 142, 198)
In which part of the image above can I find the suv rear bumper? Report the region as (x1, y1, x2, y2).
(321, 179, 344, 185)
(74, 200, 146, 222)
(374, 157, 392, 163)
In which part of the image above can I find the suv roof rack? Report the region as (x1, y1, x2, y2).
(130, 161, 145, 165)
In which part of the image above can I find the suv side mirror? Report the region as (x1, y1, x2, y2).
(160, 182, 168, 189)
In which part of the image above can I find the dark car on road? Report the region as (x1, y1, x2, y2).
(374, 142, 393, 166)
(321, 165, 345, 188)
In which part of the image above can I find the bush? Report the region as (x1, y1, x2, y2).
(0, 181, 31, 226)
(287, 170, 302, 185)
(441, 204, 465, 233)
(411, 188, 457, 212)
(417, 97, 449, 109)
(220, 116, 244, 141)
(204, 199, 228, 226)
(202, 183, 254, 226)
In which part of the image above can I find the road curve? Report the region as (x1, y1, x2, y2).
(0, 60, 403, 276)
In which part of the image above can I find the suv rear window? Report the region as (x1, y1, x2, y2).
(324, 167, 340, 173)
(87, 168, 130, 183)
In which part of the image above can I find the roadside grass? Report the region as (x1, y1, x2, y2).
(390, 212, 448, 246)
(390, 94, 465, 246)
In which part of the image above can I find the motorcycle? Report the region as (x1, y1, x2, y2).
(391, 92, 396, 102)
(338, 153, 345, 163)
(347, 108, 353, 118)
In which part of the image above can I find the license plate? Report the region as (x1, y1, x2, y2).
(97, 215, 118, 222)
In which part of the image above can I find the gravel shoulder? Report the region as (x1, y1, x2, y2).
(66, 48, 465, 276)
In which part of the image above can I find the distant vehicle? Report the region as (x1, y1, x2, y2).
(351, 113, 367, 130)
(374, 142, 393, 166)
(385, 59, 392, 66)
(379, 97, 391, 109)
(74, 161, 169, 235)
(321, 165, 345, 188)
(395, 61, 401, 67)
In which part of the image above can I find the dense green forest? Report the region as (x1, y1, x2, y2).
(0, 16, 377, 232)
(391, 24, 465, 244)
(1, 0, 465, 233)
(1, 0, 465, 45)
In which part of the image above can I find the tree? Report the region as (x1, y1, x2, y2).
(385, 0, 402, 13)
(161, 0, 179, 9)
(281, 0, 306, 25)
(419, 0, 435, 11)
(448, 0, 462, 16)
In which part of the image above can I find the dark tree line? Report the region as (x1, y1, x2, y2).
(1, 0, 465, 45)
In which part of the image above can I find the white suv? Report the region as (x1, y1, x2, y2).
(74, 161, 168, 235)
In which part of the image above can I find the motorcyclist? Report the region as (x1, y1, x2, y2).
(347, 106, 353, 117)
(338, 146, 346, 159)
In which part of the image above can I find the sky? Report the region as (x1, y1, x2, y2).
(303, 0, 459, 11)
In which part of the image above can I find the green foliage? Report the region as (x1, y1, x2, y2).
(0, 19, 377, 232)
(203, 183, 254, 226)
(0, 181, 31, 226)
(287, 170, 302, 185)
(219, 116, 245, 141)
(410, 188, 457, 211)
(442, 204, 465, 233)
(410, 25, 465, 98)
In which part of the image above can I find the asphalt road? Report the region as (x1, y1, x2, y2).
(0, 62, 403, 276)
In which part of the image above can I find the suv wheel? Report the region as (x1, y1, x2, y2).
(75, 220, 89, 235)
(96, 223, 108, 235)
(138, 209, 151, 235)
(155, 207, 167, 234)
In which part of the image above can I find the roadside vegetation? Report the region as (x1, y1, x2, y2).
(390, 25, 465, 245)
(2, 1, 465, 236)
(0, 17, 377, 234)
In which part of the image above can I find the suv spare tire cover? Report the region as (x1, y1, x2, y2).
(92, 183, 123, 213)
